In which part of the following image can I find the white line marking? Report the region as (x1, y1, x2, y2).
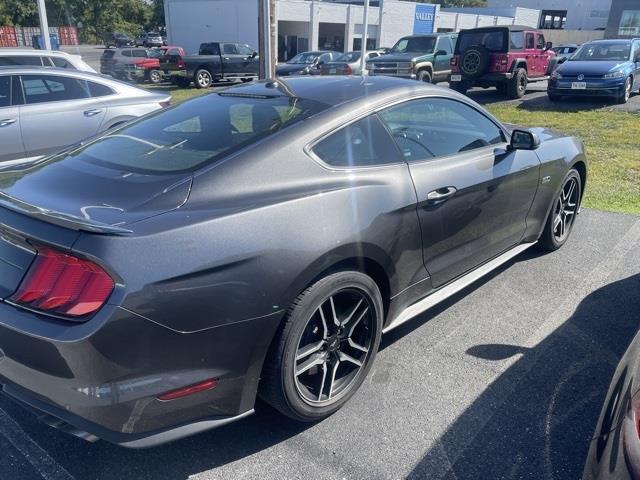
(0, 407, 75, 480)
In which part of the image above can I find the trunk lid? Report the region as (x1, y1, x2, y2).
(0, 154, 192, 233)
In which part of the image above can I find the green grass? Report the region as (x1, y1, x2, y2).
(149, 84, 640, 215)
(486, 105, 640, 215)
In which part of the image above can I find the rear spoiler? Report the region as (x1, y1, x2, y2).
(0, 192, 132, 235)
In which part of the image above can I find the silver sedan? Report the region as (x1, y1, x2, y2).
(0, 66, 171, 164)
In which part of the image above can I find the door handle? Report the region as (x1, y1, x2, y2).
(426, 186, 457, 205)
(0, 118, 16, 127)
(84, 109, 103, 117)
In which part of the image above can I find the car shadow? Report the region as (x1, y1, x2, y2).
(404, 272, 640, 479)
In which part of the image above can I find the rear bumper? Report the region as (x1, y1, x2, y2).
(450, 72, 514, 85)
(0, 301, 282, 447)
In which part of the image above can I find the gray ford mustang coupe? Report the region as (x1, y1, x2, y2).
(0, 76, 586, 448)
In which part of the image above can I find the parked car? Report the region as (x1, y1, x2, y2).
(117, 46, 186, 84)
(367, 33, 457, 83)
(104, 32, 135, 49)
(0, 49, 95, 72)
(276, 51, 341, 77)
(135, 31, 163, 48)
(583, 324, 640, 480)
(164, 42, 259, 88)
(320, 50, 382, 75)
(548, 39, 640, 104)
(551, 43, 580, 61)
(0, 76, 587, 448)
(0, 66, 170, 163)
(450, 25, 557, 98)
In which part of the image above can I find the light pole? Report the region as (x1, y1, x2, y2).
(37, 0, 52, 50)
(258, 0, 276, 79)
(359, 0, 370, 75)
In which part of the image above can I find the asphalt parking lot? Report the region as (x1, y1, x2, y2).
(1, 208, 639, 480)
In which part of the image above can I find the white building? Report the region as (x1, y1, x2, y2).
(164, 0, 540, 60)
(486, 0, 612, 30)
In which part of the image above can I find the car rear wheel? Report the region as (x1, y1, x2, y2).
(260, 271, 383, 422)
(147, 69, 162, 84)
(417, 69, 432, 83)
(539, 169, 581, 251)
(507, 68, 527, 99)
(194, 69, 213, 89)
(617, 77, 632, 104)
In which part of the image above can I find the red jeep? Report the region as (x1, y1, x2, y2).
(449, 25, 557, 99)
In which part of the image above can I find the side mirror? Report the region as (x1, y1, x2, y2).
(509, 129, 540, 150)
(252, 51, 258, 58)
(434, 49, 448, 56)
(545, 41, 553, 50)
(317, 60, 325, 66)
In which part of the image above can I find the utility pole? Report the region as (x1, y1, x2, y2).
(37, 0, 52, 50)
(359, 0, 370, 75)
(258, 0, 276, 79)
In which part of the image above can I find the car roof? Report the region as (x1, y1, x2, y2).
(0, 65, 113, 80)
(0, 49, 71, 57)
(221, 75, 452, 108)
(461, 24, 537, 32)
(587, 38, 637, 44)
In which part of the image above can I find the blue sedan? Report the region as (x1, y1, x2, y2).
(548, 38, 640, 104)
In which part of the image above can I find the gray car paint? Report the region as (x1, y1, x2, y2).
(0, 76, 587, 447)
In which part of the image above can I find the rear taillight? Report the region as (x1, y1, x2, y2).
(10, 246, 114, 318)
(178, 59, 186, 69)
(450, 57, 458, 66)
(343, 65, 352, 75)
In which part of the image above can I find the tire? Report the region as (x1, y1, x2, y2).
(451, 81, 469, 95)
(241, 78, 254, 83)
(507, 68, 527, 99)
(417, 69, 432, 83)
(260, 271, 383, 422)
(460, 45, 491, 78)
(147, 69, 162, 84)
(194, 69, 213, 89)
(538, 169, 582, 252)
(617, 77, 632, 104)
(176, 76, 191, 88)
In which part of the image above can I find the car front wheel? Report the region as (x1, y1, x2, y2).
(417, 69, 432, 83)
(260, 271, 383, 421)
(617, 77, 632, 104)
(507, 68, 527, 99)
(539, 169, 582, 251)
(194, 69, 213, 88)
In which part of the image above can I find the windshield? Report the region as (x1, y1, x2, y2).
(336, 52, 361, 62)
(391, 37, 436, 54)
(456, 30, 507, 53)
(64, 92, 329, 174)
(287, 52, 319, 64)
(570, 43, 631, 61)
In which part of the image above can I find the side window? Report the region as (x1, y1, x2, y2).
(121, 50, 131, 57)
(312, 115, 402, 168)
(0, 56, 43, 66)
(168, 48, 180, 56)
(438, 37, 453, 54)
(367, 52, 379, 60)
(223, 44, 238, 55)
(525, 33, 535, 49)
(0, 76, 10, 108)
(133, 49, 147, 58)
(21, 75, 90, 105)
(88, 81, 114, 97)
(510, 32, 524, 50)
(200, 43, 220, 55)
(378, 98, 505, 161)
(237, 44, 254, 56)
(51, 57, 73, 69)
(537, 34, 546, 50)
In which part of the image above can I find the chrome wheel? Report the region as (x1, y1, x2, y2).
(552, 176, 579, 243)
(624, 78, 631, 102)
(294, 289, 374, 406)
(149, 70, 161, 84)
(196, 70, 212, 88)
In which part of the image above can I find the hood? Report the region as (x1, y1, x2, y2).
(369, 53, 421, 63)
(276, 63, 313, 75)
(558, 59, 630, 75)
(0, 154, 191, 232)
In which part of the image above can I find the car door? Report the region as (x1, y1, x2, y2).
(524, 32, 537, 76)
(434, 36, 453, 81)
(378, 97, 540, 288)
(536, 33, 549, 75)
(632, 41, 640, 91)
(0, 75, 25, 162)
(18, 73, 106, 158)
(220, 43, 248, 77)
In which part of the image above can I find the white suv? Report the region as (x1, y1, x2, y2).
(0, 49, 95, 73)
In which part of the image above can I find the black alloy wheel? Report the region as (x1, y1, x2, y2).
(539, 169, 581, 251)
(260, 271, 383, 421)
